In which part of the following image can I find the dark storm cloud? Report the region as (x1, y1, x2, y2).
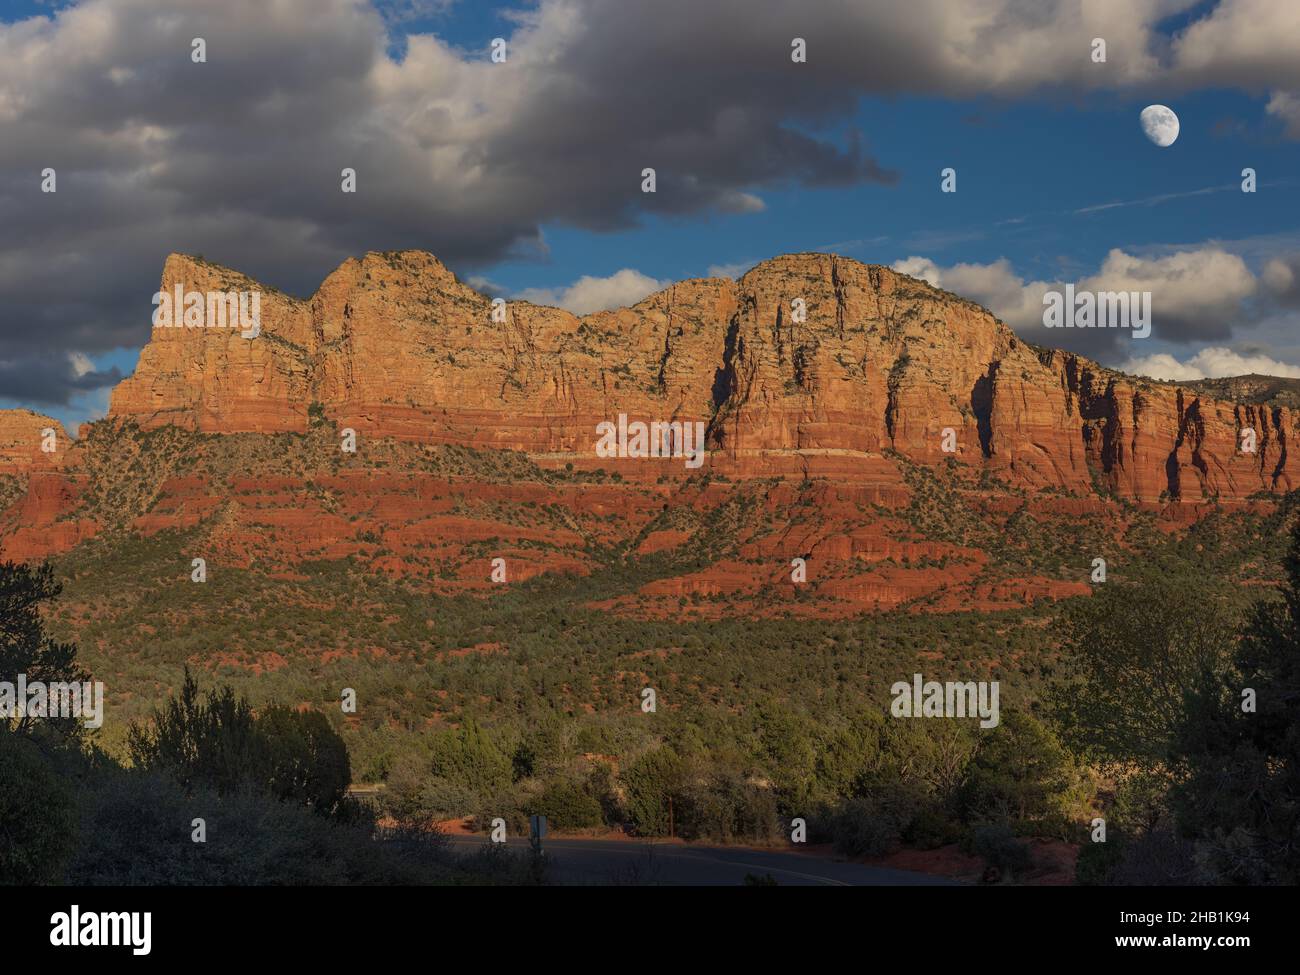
(1263, 253, 1300, 307)
(0, 353, 121, 407)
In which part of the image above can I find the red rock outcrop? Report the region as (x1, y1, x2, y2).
(2, 250, 1293, 615)
(101, 250, 1295, 504)
(110, 254, 314, 433)
(0, 471, 96, 561)
(0, 410, 71, 474)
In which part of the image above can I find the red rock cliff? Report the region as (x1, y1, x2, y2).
(0, 410, 71, 475)
(102, 250, 1295, 503)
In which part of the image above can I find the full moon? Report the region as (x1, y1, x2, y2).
(1140, 105, 1180, 147)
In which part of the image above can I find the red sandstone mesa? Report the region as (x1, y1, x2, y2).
(94, 250, 1293, 502)
(0, 251, 1291, 612)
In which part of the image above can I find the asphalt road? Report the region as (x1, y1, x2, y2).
(444, 835, 959, 886)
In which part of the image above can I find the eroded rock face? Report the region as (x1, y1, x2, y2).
(76, 249, 1300, 502)
(4, 250, 1288, 616)
(109, 253, 314, 434)
(0, 410, 70, 475)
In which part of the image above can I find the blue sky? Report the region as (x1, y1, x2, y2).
(2, 0, 1298, 432)
(492, 90, 1293, 286)
(370, 0, 1298, 289)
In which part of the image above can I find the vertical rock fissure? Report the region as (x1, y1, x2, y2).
(707, 312, 743, 444)
(1165, 389, 1187, 500)
(885, 350, 910, 444)
(1271, 406, 1288, 486)
(831, 256, 846, 341)
(971, 362, 998, 458)
(655, 291, 675, 392)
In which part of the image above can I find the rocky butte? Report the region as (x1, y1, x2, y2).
(0, 250, 1292, 615)
(101, 249, 1292, 500)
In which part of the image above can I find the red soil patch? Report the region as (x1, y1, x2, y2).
(438, 641, 507, 661)
(870, 839, 1078, 885)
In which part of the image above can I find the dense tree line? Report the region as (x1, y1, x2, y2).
(1062, 526, 1300, 885)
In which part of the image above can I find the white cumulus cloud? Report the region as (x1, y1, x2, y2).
(893, 246, 1261, 354)
(1120, 347, 1300, 381)
(516, 269, 667, 315)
